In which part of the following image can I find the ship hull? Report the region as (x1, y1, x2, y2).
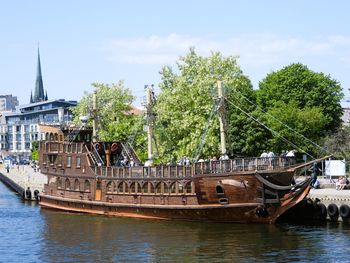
(39, 183, 310, 224)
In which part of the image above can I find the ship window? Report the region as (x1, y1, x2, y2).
(130, 182, 136, 193)
(124, 182, 129, 193)
(155, 183, 162, 194)
(65, 178, 71, 190)
(170, 183, 176, 194)
(216, 185, 224, 194)
(74, 179, 80, 191)
(149, 183, 155, 194)
(84, 180, 90, 192)
(57, 177, 62, 189)
(76, 156, 81, 168)
(136, 183, 142, 193)
(48, 154, 57, 164)
(66, 156, 72, 167)
(113, 181, 118, 192)
(185, 182, 193, 194)
(142, 183, 148, 194)
(164, 183, 169, 194)
(106, 181, 113, 193)
(178, 183, 184, 194)
(118, 182, 123, 193)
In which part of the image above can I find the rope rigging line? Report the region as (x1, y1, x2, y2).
(229, 90, 332, 156)
(192, 101, 219, 162)
(225, 98, 316, 160)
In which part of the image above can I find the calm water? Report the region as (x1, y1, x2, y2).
(1, 181, 350, 263)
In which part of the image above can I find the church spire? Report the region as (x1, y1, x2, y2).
(33, 48, 46, 103)
(30, 91, 33, 103)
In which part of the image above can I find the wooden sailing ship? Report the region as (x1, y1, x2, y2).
(39, 83, 325, 223)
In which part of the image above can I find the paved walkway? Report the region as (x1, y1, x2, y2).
(0, 164, 47, 197)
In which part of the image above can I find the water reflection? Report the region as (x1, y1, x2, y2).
(1, 180, 350, 263)
(39, 209, 350, 263)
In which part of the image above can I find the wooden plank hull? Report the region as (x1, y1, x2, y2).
(39, 184, 310, 224)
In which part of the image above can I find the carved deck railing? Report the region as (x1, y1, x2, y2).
(40, 141, 296, 179)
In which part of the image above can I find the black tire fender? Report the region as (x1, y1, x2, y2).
(316, 203, 327, 219)
(327, 203, 339, 219)
(339, 204, 350, 219)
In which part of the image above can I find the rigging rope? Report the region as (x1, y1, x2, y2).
(230, 90, 332, 156)
(225, 98, 316, 160)
(192, 101, 218, 162)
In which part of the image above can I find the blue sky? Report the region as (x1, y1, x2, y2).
(1, 0, 350, 106)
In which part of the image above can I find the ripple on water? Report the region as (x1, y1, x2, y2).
(1, 181, 350, 262)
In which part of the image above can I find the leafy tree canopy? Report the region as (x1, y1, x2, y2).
(257, 63, 343, 132)
(257, 63, 344, 156)
(71, 82, 138, 142)
(154, 48, 264, 162)
(321, 126, 350, 160)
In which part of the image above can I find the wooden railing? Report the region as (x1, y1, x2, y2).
(40, 141, 296, 178)
(92, 157, 295, 178)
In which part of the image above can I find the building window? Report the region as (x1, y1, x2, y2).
(25, 143, 30, 150)
(16, 143, 21, 150)
(66, 156, 72, 167)
(76, 156, 81, 168)
(16, 126, 20, 132)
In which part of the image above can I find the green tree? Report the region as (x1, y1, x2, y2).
(257, 63, 344, 156)
(154, 49, 264, 162)
(71, 81, 139, 142)
(31, 141, 39, 161)
(321, 126, 350, 160)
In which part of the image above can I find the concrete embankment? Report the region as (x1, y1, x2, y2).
(306, 178, 350, 222)
(0, 164, 46, 200)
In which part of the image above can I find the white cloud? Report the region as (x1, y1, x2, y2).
(103, 33, 350, 69)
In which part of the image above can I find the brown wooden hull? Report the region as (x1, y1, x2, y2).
(39, 184, 310, 224)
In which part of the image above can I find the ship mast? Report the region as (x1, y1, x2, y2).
(145, 85, 154, 166)
(92, 90, 98, 142)
(217, 80, 227, 158)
